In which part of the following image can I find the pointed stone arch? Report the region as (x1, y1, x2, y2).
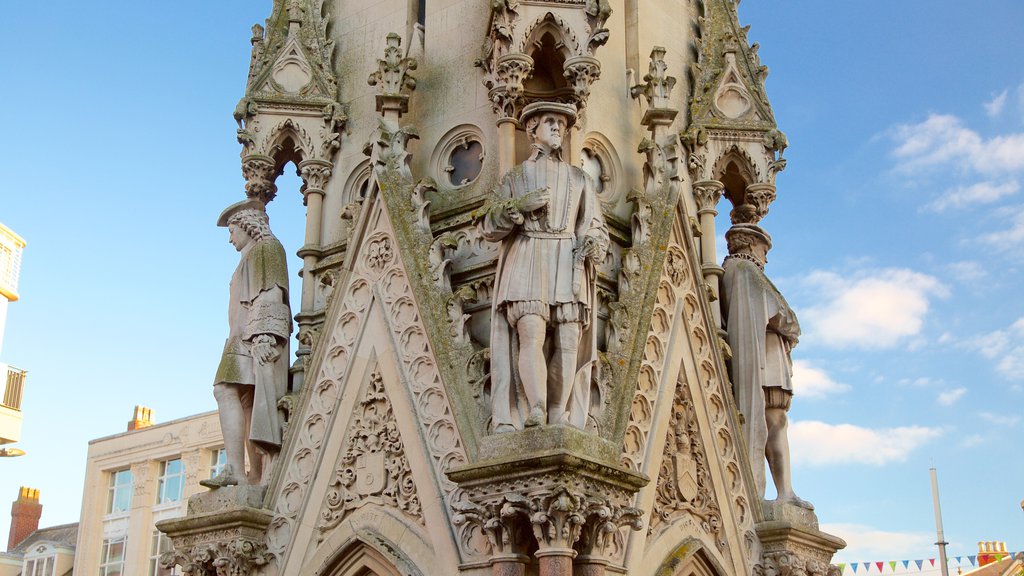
(264, 118, 316, 166)
(711, 146, 760, 208)
(519, 12, 579, 103)
(318, 535, 421, 576)
(655, 539, 732, 576)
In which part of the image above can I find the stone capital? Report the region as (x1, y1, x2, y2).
(744, 182, 777, 223)
(692, 180, 725, 216)
(241, 154, 278, 204)
(298, 159, 333, 199)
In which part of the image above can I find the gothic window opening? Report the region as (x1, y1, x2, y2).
(524, 32, 572, 102)
(720, 160, 749, 208)
(433, 125, 485, 188)
(448, 140, 484, 185)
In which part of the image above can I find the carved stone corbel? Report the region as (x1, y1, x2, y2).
(744, 182, 776, 223)
(242, 154, 278, 204)
(564, 55, 601, 110)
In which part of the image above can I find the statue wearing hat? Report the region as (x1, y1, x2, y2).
(203, 199, 291, 487)
(721, 222, 811, 509)
(480, 102, 609, 432)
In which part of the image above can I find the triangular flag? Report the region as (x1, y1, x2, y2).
(877, 562, 885, 572)
(890, 562, 897, 571)
(915, 560, 924, 570)
(930, 559, 936, 567)
(969, 556, 977, 565)
(852, 563, 859, 573)
(838, 564, 847, 574)
(954, 557, 962, 565)
(903, 561, 911, 569)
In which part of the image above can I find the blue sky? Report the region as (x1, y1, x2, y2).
(1, 0, 1021, 567)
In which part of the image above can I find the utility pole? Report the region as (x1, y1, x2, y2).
(930, 467, 950, 576)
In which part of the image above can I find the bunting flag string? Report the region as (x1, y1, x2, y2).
(833, 553, 1017, 574)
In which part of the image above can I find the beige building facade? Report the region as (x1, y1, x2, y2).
(0, 223, 27, 450)
(75, 409, 224, 576)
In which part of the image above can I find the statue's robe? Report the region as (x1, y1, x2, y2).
(481, 147, 609, 430)
(722, 256, 800, 496)
(214, 238, 291, 450)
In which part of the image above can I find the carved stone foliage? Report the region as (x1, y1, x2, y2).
(450, 456, 645, 564)
(162, 537, 271, 576)
(650, 374, 726, 550)
(318, 370, 423, 539)
(631, 46, 677, 110)
(159, 508, 273, 576)
(369, 32, 417, 115)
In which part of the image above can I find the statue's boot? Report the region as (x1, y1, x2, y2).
(777, 492, 814, 510)
(200, 464, 244, 488)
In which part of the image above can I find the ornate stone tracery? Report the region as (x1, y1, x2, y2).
(318, 371, 423, 539)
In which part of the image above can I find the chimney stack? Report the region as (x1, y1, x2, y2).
(7, 486, 41, 551)
(127, 405, 154, 431)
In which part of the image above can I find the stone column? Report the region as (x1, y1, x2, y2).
(292, 159, 333, 389)
(492, 53, 532, 172)
(693, 179, 724, 328)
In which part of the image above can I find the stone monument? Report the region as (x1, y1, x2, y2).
(158, 1, 847, 574)
(481, 101, 608, 432)
(721, 223, 808, 510)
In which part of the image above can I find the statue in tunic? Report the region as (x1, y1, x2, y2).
(203, 199, 292, 487)
(721, 223, 812, 509)
(480, 102, 609, 432)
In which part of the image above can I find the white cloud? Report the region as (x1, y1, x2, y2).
(946, 261, 986, 283)
(936, 387, 966, 406)
(984, 89, 1009, 118)
(800, 269, 948, 349)
(979, 411, 1020, 427)
(964, 317, 1024, 379)
(791, 360, 850, 398)
(890, 113, 1024, 174)
(825, 524, 935, 563)
(924, 180, 1019, 212)
(959, 434, 985, 449)
(980, 206, 1024, 251)
(790, 421, 941, 466)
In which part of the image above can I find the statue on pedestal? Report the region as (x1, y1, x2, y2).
(203, 199, 291, 487)
(721, 223, 811, 509)
(480, 101, 609, 433)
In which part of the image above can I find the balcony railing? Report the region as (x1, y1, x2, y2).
(2, 366, 26, 410)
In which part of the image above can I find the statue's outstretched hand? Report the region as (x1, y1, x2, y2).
(251, 334, 281, 365)
(517, 187, 550, 213)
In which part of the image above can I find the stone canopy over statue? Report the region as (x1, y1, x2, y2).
(203, 199, 292, 488)
(721, 222, 811, 509)
(480, 101, 609, 433)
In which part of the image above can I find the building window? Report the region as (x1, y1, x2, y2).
(156, 458, 184, 504)
(23, 555, 55, 576)
(150, 530, 181, 576)
(107, 469, 133, 514)
(100, 536, 126, 576)
(209, 448, 226, 479)
(432, 125, 485, 188)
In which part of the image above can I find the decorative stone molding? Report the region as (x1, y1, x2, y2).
(449, 437, 646, 571)
(650, 374, 725, 550)
(369, 33, 417, 115)
(242, 155, 278, 203)
(632, 46, 677, 110)
(298, 159, 332, 200)
(490, 53, 535, 120)
(755, 503, 847, 576)
(317, 370, 423, 540)
(692, 180, 724, 217)
(158, 490, 273, 576)
(744, 182, 776, 223)
(564, 55, 602, 110)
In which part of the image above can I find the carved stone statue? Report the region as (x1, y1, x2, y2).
(203, 199, 292, 487)
(480, 102, 609, 432)
(721, 223, 811, 509)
